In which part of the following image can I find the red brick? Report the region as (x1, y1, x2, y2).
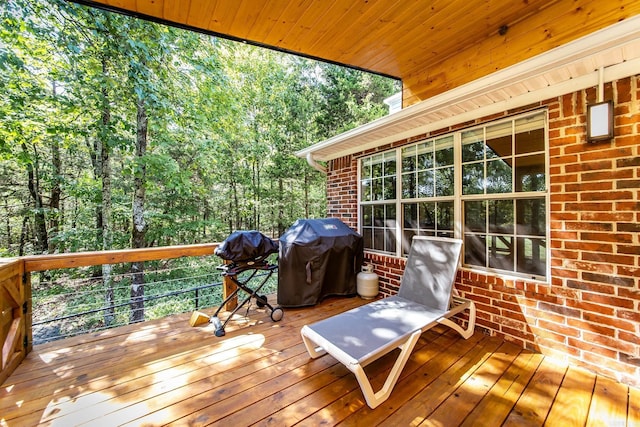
(583, 312, 636, 332)
(582, 169, 634, 181)
(538, 319, 581, 338)
(565, 202, 614, 212)
(530, 326, 567, 344)
(582, 331, 637, 354)
(619, 331, 640, 346)
(565, 222, 612, 231)
(567, 338, 617, 358)
(566, 181, 612, 192)
(538, 301, 580, 318)
(567, 280, 615, 295)
(580, 146, 633, 161)
(564, 241, 612, 252)
(525, 307, 566, 324)
(565, 159, 613, 173)
(617, 179, 640, 189)
(565, 299, 615, 316)
(618, 309, 640, 323)
(580, 212, 634, 222)
(582, 252, 635, 266)
(566, 318, 615, 337)
(582, 292, 634, 309)
(551, 173, 579, 183)
(579, 232, 633, 243)
(501, 326, 535, 342)
(616, 77, 632, 103)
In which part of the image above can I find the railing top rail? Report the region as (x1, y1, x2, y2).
(0, 258, 23, 282)
(20, 243, 220, 272)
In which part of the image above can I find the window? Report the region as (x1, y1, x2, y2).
(360, 152, 397, 253)
(358, 111, 548, 280)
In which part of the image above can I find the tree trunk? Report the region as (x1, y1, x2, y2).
(130, 96, 147, 323)
(49, 141, 61, 253)
(277, 178, 285, 236)
(304, 172, 310, 219)
(99, 57, 115, 326)
(22, 143, 48, 254)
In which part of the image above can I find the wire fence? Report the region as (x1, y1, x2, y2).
(31, 255, 278, 344)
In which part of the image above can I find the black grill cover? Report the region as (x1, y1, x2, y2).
(278, 218, 363, 307)
(215, 230, 279, 262)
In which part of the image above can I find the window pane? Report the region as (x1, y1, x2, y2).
(462, 163, 484, 195)
(385, 228, 396, 252)
(437, 201, 454, 231)
(361, 205, 373, 226)
(418, 170, 434, 198)
(372, 156, 383, 178)
(464, 201, 486, 232)
(464, 234, 486, 267)
(372, 178, 382, 200)
(374, 204, 384, 226)
(402, 173, 416, 198)
(404, 203, 418, 228)
(402, 146, 415, 172)
(386, 203, 396, 223)
(489, 235, 514, 270)
(419, 202, 435, 229)
(517, 237, 546, 276)
(462, 129, 484, 162)
(361, 179, 371, 201)
(374, 229, 385, 251)
(435, 136, 454, 166)
(515, 114, 545, 155)
(486, 159, 512, 193)
(362, 228, 373, 249)
(435, 166, 454, 196)
(403, 229, 416, 255)
(362, 161, 371, 179)
(383, 176, 396, 199)
(488, 199, 514, 234)
(418, 147, 433, 169)
(385, 157, 396, 176)
(517, 198, 545, 236)
(515, 154, 545, 192)
(486, 121, 513, 158)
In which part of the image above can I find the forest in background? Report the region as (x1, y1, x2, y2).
(0, 0, 399, 258)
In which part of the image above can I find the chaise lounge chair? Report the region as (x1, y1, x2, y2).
(300, 235, 476, 409)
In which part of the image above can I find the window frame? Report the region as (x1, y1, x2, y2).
(357, 109, 550, 281)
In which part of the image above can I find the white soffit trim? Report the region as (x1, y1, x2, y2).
(297, 14, 640, 162)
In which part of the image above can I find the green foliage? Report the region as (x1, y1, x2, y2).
(0, 0, 399, 256)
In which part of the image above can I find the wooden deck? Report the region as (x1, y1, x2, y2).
(2, 295, 638, 426)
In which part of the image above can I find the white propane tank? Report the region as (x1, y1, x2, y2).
(357, 264, 379, 299)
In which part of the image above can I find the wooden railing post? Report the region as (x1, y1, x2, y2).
(23, 271, 32, 353)
(0, 259, 29, 385)
(222, 260, 238, 312)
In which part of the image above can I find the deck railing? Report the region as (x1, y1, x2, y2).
(0, 243, 252, 385)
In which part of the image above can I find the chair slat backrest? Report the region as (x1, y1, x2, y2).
(397, 236, 463, 312)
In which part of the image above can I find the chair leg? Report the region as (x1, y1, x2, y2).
(351, 329, 422, 409)
(301, 325, 327, 359)
(439, 300, 476, 339)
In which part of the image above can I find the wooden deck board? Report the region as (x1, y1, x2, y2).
(2, 295, 638, 427)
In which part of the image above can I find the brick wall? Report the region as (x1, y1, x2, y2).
(326, 75, 640, 386)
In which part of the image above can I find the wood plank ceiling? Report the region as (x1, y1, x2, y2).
(80, 0, 640, 106)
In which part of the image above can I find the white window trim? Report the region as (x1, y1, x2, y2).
(357, 109, 550, 282)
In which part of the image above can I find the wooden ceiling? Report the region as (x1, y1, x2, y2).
(80, 0, 640, 106)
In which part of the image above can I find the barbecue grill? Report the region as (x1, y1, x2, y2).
(211, 230, 283, 337)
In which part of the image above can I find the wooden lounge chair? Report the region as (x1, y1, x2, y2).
(300, 236, 476, 409)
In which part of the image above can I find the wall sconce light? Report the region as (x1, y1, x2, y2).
(587, 100, 613, 142)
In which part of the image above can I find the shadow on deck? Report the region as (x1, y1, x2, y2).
(2, 294, 638, 426)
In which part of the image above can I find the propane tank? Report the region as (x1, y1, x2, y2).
(357, 264, 379, 299)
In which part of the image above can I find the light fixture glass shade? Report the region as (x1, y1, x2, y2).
(587, 100, 614, 142)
